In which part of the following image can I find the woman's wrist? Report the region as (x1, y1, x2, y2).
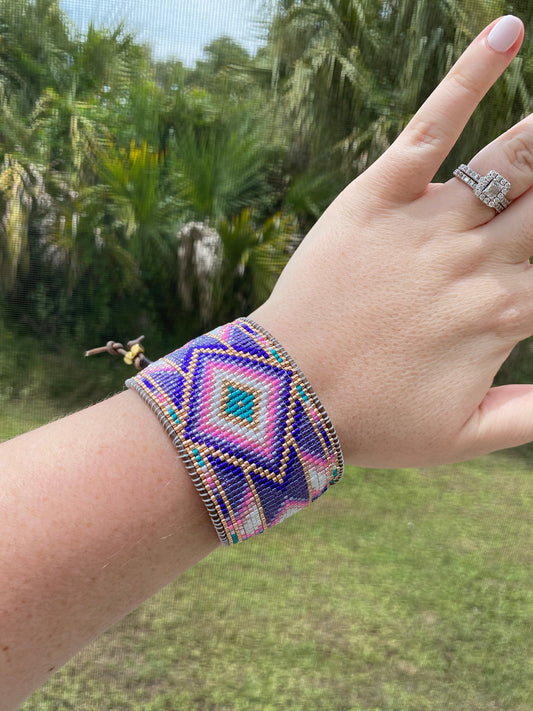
(249, 299, 349, 460)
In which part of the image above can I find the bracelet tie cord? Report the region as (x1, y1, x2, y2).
(126, 318, 344, 545)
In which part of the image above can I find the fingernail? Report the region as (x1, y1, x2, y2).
(487, 15, 522, 53)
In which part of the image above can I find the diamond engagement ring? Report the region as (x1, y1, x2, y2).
(453, 164, 511, 213)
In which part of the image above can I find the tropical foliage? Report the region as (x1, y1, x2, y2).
(1, 0, 533, 382)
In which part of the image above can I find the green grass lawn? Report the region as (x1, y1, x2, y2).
(4, 405, 533, 710)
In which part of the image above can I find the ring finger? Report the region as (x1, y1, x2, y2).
(444, 113, 533, 228)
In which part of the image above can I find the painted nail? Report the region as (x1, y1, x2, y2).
(487, 15, 522, 53)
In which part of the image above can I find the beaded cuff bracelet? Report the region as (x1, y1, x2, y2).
(126, 318, 344, 545)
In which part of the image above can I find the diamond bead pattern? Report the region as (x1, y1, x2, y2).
(126, 318, 344, 545)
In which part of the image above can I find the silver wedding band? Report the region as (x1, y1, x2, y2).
(453, 164, 511, 213)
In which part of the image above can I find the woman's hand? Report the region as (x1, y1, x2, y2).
(252, 15, 533, 468)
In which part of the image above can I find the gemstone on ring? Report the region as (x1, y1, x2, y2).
(453, 165, 511, 213)
(474, 170, 511, 209)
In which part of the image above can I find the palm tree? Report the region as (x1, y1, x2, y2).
(167, 85, 294, 327)
(215, 208, 296, 319)
(0, 0, 72, 110)
(73, 23, 148, 99)
(0, 3, 161, 342)
(176, 209, 296, 327)
(172, 114, 275, 221)
(0, 154, 31, 290)
(98, 138, 175, 274)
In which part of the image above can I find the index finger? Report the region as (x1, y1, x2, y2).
(363, 15, 524, 202)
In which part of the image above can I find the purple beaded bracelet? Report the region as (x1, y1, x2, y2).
(126, 318, 344, 545)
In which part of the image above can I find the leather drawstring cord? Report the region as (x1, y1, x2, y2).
(85, 336, 152, 371)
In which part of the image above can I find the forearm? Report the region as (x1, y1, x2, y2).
(0, 390, 219, 710)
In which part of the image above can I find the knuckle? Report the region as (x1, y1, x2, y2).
(495, 294, 527, 333)
(405, 117, 451, 151)
(474, 281, 522, 333)
(503, 132, 533, 176)
(448, 67, 483, 99)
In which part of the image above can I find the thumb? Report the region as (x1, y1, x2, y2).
(462, 384, 533, 457)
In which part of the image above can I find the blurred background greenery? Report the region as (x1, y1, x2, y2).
(3, 1, 533, 709)
(2, 0, 533, 414)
